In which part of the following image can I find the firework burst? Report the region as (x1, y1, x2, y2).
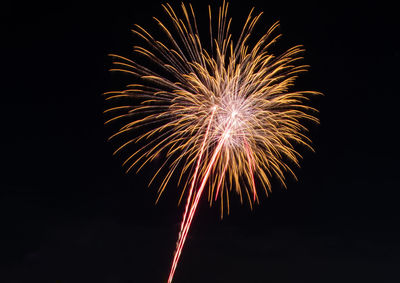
(104, 1, 321, 282)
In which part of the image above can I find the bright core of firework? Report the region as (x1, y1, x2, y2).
(211, 99, 249, 145)
(104, 1, 321, 282)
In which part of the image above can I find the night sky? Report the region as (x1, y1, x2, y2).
(1, 1, 399, 282)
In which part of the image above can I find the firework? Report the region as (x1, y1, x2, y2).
(104, 1, 320, 282)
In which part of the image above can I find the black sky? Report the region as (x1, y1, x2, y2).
(1, 1, 399, 282)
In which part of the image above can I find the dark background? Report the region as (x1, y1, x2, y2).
(1, 1, 399, 282)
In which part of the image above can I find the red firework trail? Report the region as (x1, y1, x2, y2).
(168, 116, 233, 283)
(177, 107, 216, 243)
(215, 152, 230, 201)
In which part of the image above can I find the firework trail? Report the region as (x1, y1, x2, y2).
(104, 1, 321, 282)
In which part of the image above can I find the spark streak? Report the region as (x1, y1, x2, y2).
(243, 137, 257, 202)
